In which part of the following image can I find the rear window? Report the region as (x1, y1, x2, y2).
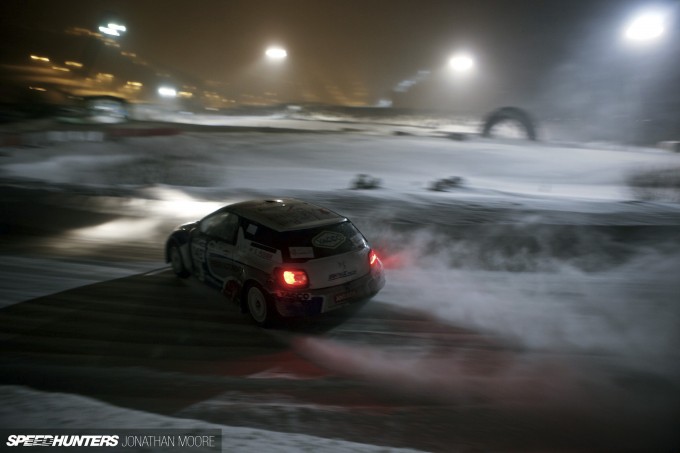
(244, 220, 367, 262)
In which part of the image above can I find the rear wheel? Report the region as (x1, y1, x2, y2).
(246, 284, 275, 327)
(169, 243, 190, 278)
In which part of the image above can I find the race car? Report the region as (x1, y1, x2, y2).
(165, 198, 385, 326)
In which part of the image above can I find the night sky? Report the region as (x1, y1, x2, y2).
(2, 0, 678, 113)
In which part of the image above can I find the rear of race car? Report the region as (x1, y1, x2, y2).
(250, 220, 385, 318)
(272, 246, 385, 317)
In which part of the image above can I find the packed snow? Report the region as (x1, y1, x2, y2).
(0, 386, 424, 452)
(1, 113, 679, 450)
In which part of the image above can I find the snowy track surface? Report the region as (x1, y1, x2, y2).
(1, 117, 679, 451)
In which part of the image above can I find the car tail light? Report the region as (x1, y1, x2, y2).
(368, 249, 380, 267)
(277, 268, 309, 288)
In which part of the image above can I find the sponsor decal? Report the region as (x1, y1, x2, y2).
(335, 289, 358, 304)
(329, 269, 357, 281)
(208, 256, 234, 272)
(277, 291, 313, 302)
(250, 241, 277, 253)
(289, 246, 314, 259)
(248, 242, 277, 261)
(249, 247, 273, 261)
(312, 231, 345, 249)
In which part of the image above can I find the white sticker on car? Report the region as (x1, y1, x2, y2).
(312, 231, 346, 249)
(289, 246, 315, 259)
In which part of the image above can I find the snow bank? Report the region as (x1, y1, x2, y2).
(3, 122, 680, 200)
(0, 385, 425, 452)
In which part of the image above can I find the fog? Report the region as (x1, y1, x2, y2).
(372, 224, 680, 367)
(530, 2, 680, 144)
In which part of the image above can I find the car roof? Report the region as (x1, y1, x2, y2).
(226, 198, 347, 232)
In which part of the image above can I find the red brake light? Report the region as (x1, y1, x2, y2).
(369, 249, 379, 266)
(278, 269, 309, 288)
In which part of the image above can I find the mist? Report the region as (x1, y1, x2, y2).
(532, 1, 680, 144)
(358, 222, 678, 370)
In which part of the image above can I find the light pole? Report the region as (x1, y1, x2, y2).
(447, 52, 476, 114)
(261, 46, 288, 103)
(621, 10, 667, 144)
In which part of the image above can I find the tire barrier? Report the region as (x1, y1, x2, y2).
(481, 106, 537, 141)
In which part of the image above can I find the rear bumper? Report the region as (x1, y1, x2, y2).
(272, 270, 385, 318)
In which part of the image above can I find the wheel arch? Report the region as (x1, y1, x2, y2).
(165, 231, 190, 263)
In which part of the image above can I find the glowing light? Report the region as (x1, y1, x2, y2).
(283, 271, 297, 285)
(98, 26, 120, 37)
(158, 86, 177, 98)
(449, 54, 475, 72)
(59, 188, 227, 250)
(30, 55, 50, 62)
(625, 12, 666, 42)
(29, 86, 47, 92)
(108, 23, 127, 33)
(141, 187, 226, 219)
(65, 61, 83, 68)
(52, 66, 70, 72)
(265, 47, 288, 60)
(281, 269, 308, 287)
(178, 91, 194, 99)
(126, 81, 143, 87)
(99, 22, 126, 37)
(70, 218, 159, 242)
(369, 249, 379, 266)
